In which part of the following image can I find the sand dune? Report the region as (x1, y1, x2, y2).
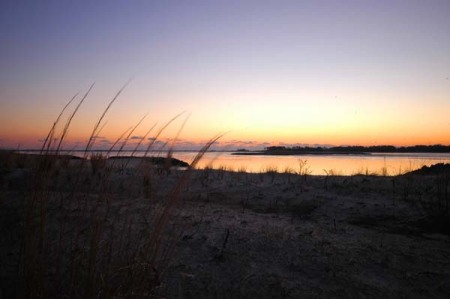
(1, 153, 449, 298)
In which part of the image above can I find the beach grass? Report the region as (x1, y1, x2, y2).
(2, 151, 450, 297)
(7, 85, 220, 298)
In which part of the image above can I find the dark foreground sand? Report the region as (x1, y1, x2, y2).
(1, 154, 449, 298)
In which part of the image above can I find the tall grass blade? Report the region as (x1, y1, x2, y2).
(55, 83, 94, 154)
(84, 80, 131, 157)
(40, 92, 80, 155)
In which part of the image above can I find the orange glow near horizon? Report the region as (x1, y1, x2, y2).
(1, 109, 449, 150)
(1, 84, 449, 150)
(1, 83, 449, 150)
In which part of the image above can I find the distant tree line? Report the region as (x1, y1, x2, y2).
(263, 145, 450, 154)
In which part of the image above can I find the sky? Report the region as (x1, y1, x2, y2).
(1, 0, 449, 150)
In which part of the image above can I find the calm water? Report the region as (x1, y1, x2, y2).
(22, 150, 450, 176)
(171, 152, 450, 176)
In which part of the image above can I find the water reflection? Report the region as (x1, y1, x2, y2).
(172, 152, 450, 176)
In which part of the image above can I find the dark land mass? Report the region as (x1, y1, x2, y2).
(405, 163, 450, 176)
(1, 152, 450, 298)
(108, 155, 189, 167)
(0, 150, 189, 167)
(233, 145, 450, 156)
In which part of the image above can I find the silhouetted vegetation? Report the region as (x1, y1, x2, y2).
(108, 156, 189, 167)
(233, 144, 450, 155)
(0, 85, 220, 298)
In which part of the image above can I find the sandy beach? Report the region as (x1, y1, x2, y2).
(1, 153, 449, 298)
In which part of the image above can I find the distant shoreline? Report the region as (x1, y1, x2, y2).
(231, 150, 374, 156)
(232, 151, 373, 156)
(232, 145, 450, 156)
(4, 144, 450, 156)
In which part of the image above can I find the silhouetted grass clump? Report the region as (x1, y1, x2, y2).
(89, 152, 107, 174)
(0, 84, 220, 298)
(398, 164, 450, 235)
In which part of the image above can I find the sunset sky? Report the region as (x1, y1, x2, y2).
(1, 0, 449, 150)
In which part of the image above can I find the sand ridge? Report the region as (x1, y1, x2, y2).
(1, 155, 449, 298)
